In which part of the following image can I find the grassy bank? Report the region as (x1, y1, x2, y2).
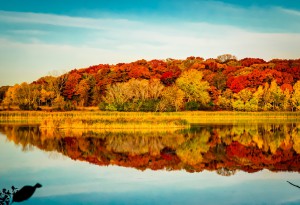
(1, 111, 300, 127)
(0, 111, 190, 129)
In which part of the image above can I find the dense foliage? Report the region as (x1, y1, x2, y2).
(2, 55, 300, 111)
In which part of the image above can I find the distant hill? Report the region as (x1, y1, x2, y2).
(1, 54, 300, 111)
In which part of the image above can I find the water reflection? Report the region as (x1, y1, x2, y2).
(1, 123, 300, 175)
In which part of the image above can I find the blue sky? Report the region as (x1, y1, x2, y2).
(0, 0, 300, 86)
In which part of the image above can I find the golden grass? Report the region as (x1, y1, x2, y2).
(1, 111, 300, 126)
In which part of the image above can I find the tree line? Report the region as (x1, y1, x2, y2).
(1, 54, 300, 111)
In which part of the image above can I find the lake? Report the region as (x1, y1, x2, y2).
(1, 122, 300, 205)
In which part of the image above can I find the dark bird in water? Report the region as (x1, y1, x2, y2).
(287, 181, 300, 189)
(12, 183, 42, 203)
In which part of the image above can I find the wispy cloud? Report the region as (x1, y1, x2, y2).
(0, 9, 300, 86)
(1, 2, 300, 33)
(169, 1, 300, 33)
(0, 10, 140, 31)
(8, 29, 48, 35)
(279, 7, 300, 17)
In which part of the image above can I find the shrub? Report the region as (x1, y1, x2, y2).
(98, 102, 108, 111)
(19, 103, 37, 110)
(105, 104, 117, 111)
(64, 101, 77, 111)
(185, 101, 200, 111)
(140, 99, 160, 112)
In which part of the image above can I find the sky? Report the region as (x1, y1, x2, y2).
(0, 0, 300, 86)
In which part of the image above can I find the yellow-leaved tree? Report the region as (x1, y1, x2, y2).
(176, 69, 210, 109)
(158, 85, 185, 112)
(3, 85, 19, 109)
(292, 81, 300, 111)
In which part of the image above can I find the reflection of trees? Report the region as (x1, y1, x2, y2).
(105, 135, 186, 156)
(1, 123, 300, 174)
(218, 123, 299, 154)
(216, 167, 236, 176)
(176, 130, 210, 165)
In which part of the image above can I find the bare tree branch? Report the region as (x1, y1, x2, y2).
(287, 181, 300, 189)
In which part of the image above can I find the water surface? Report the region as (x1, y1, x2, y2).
(1, 123, 300, 204)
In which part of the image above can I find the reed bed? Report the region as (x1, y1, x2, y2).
(1, 111, 300, 126)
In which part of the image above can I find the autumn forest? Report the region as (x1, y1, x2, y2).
(1, 54, 300, 112)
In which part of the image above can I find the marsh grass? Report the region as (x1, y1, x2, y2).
(1, 111, 300, 128)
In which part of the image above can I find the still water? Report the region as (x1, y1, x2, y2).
(1, 123, 300, 205)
